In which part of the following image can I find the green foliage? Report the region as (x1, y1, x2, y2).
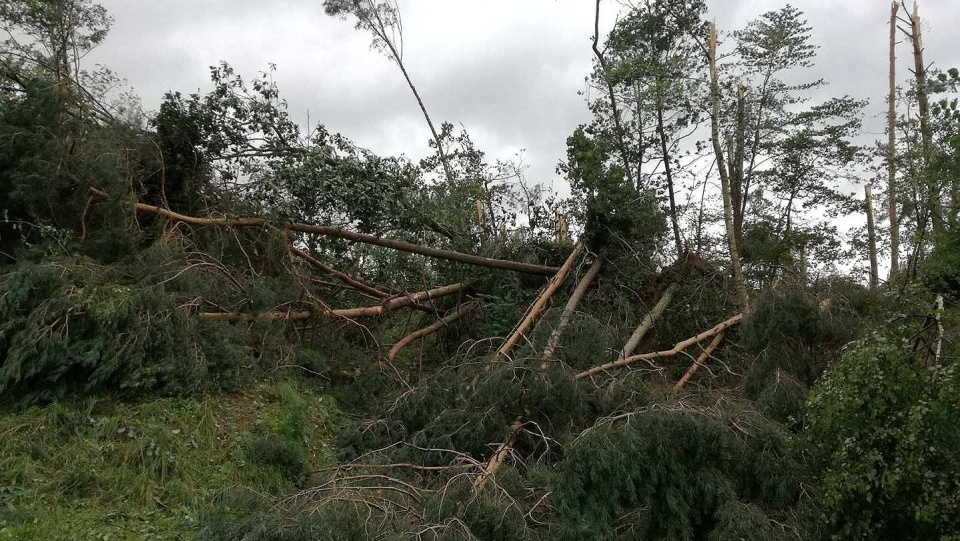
(553, 404, 802, 540)
(0, 261, 253, 403)
(244, 435, 307, 483)
(807, 328, 960, 539)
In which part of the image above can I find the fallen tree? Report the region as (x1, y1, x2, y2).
(574, 313, 743, 380)
(90, 188, 561, 275)
(673, 331, 726, 392)
(199, 283, 467, 321)
(497, 243, 586, 360)
(617, 283, 678, 360)
(541, 257, 604, 362)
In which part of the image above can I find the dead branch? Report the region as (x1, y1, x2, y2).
(290, 246, 390, 298)
(496, 243, 586, 360)
(90, 188, 560, 275)
(541, 257, 604, 363)
(618, 283, 678, 360)
(673, 331, 725, 392)
(386, 302, 481, 361)
(473, 419, 523, 491)
(574, 313, 743, 380)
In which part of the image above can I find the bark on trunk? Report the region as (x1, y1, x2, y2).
(907, 2, 941, 234)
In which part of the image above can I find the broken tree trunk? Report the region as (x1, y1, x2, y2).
(199, 282, 466, 321)
(673, 331, 726, 392)
(541, 257, 604, 362)
(707, 25, 750, 312)
(618, 283, 678, 360)
(888, 1, 900, 280)
(90, 188, 560, 276)
(386, 302, 481, 361)
(497, 243, 586, 360)
(574, 313, 743, 380)
(473, 419, 523, 491)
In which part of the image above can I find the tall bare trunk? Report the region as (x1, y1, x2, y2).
(731, 86, 747, 248)
(888, 2, 900, 280)
(592, 0, 636, 190)
(866, 184, 879, 290)
(708, 25, 750, 312)
(907, 2, 940, 235)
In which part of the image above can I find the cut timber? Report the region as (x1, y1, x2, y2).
(673, 331, 725, 392)
(618, 283, 678, 360)
(199, 283, 465, 321)
(290, 247, 390, 298)
(90, 188, 560, 276)
(386, 302, 481, 361)
(574, 313, 743, 380)
(473, 419, 523, 491)
(541, 257, 604, 362)
(497, 243, 586, 360)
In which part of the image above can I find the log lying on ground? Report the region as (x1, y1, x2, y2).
(541, 257, 604, 362)
(496, 243, 586, 360)
(473, 419, 523, 491)
(673, 331, 725, 392)
(199, 282, 466, 321)
(91, 188, 560, 275)
(573, 313, 743, 380)
(386, 302, 481, 361)
(618, 283, 678, 360)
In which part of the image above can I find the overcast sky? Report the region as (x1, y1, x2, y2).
(88, 0, 960, 195)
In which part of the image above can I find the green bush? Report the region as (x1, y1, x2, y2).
(807, 331, 960, 539)
(243, 435, 307, 483)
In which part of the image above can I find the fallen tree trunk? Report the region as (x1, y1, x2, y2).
(473, 419, 523, 491)
(574, 313, 743, 380)
(541, 257, 604, 361)
(618, 283, 678, 360)
(386, 302, 481, 361)
(290, 247, 390, 298)
(91, 188, 560, 275)
(199, 283, 466, 321)
(333, 282, 465, 318)
(673, 331, 725, 392)
(497, 243, 586, 360)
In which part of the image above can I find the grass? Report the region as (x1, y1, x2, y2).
(0, 381, 339, 540)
